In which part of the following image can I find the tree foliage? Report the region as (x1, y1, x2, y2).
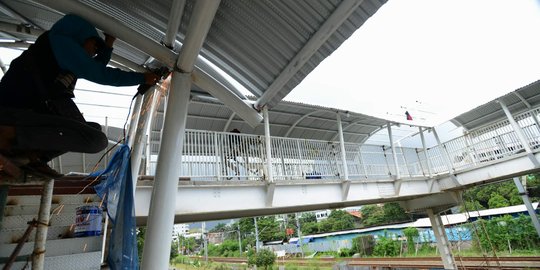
(247, 249, 276, 269)
(402, 227, 419, 254)
(462, 175, 540, 212)
(470, 214, 540, 252)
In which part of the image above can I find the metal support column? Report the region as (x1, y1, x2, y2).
(427, 208, 457, 270)
(513, 177, 540, 238)
(499, 99, 540, 167)
(337, 113, 350, 200)
(142, 0, 220, 268)
(140, 72, 191, 270)
(32, 179, 54, 270)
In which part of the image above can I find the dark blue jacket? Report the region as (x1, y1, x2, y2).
(0, 14, 144, 112)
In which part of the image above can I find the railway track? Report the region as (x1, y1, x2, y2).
(206, 256, 540, 269)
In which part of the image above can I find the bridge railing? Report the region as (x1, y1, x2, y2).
(145, 107, 540, 182)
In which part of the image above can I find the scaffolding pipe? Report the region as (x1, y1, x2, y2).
(130, 88, 158, 193)
(31, 179, 54, 270)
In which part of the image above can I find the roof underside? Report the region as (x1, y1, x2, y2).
(0, 0, 387, 107)
(451, 80, 540, 131)
(0, 0, 398, 145)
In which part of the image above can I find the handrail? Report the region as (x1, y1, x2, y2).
(142, 107, 540, 182)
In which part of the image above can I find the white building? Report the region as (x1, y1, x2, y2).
(172, 224, 190, 240)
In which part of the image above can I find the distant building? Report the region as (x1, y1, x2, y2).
(315, 210, 331, 222)
(172, 224, 190, 240)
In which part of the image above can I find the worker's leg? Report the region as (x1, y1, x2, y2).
(0, 107, 108, 157)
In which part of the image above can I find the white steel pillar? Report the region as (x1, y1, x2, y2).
(337, 113, 350, 200)
(32, 179, 54, 270)
(513, 177, 540, 238)
(498, 99, 540, 167)
(142, 1, 220, 268)
(387, 123, 400, 179)
(141, 72, 190, 270)
(336, 113, 349, 180)
(426, 209, 457, 270)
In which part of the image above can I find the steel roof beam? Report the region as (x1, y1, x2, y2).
(162, 0, 186, 49)
(32, 0, 262, 127)
(255, 0, 365, 108)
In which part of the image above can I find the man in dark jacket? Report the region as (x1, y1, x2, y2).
(0, 14, 159, 178)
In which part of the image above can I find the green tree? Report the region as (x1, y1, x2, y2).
(136, 227, 146, 262)
(247, 249, 276, 269)
(382, 203, 410, 224)
(328, 210, 356, 231)
(373, 232, 400, 257)
(361, 205, 385, 227)
(351, 235, 375, 256)
(209, 222, 229, 233)
(402, 227, 419, 254)
(487, 193, 509, 208)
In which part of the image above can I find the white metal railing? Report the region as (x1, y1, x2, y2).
(144, 107, 540, 183)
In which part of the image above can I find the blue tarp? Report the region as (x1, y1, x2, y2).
(93, 144, 139, 270)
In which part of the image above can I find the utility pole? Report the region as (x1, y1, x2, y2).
(254, 217, 260, 252)
(237, 222, 242, 256)
(295, 213, 304, 257)
(202, 222, 208, 264)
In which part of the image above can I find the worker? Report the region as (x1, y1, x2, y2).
(0, 14, 159, 178)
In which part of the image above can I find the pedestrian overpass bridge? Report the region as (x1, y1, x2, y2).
(130, 103, 540, 224)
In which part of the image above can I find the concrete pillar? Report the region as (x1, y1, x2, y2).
(427, 209, 457, 270)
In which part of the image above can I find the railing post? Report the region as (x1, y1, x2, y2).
(214, 132, 221, 180)
(387, 123, 400, 179)
(433, 127, 460, 186)
(498, 99, 540, 167)
(463, 131, 478, 166)
(359, 145, 368, 179)
(419, 127, 433, 178)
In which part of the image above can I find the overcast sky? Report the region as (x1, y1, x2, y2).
(285, 0, 540, 126)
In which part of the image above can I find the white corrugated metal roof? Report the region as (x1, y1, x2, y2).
(451, 80, 540, 131)
(0, 0, 387, 109)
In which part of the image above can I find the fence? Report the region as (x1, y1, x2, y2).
(145, 107, 540, 182)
